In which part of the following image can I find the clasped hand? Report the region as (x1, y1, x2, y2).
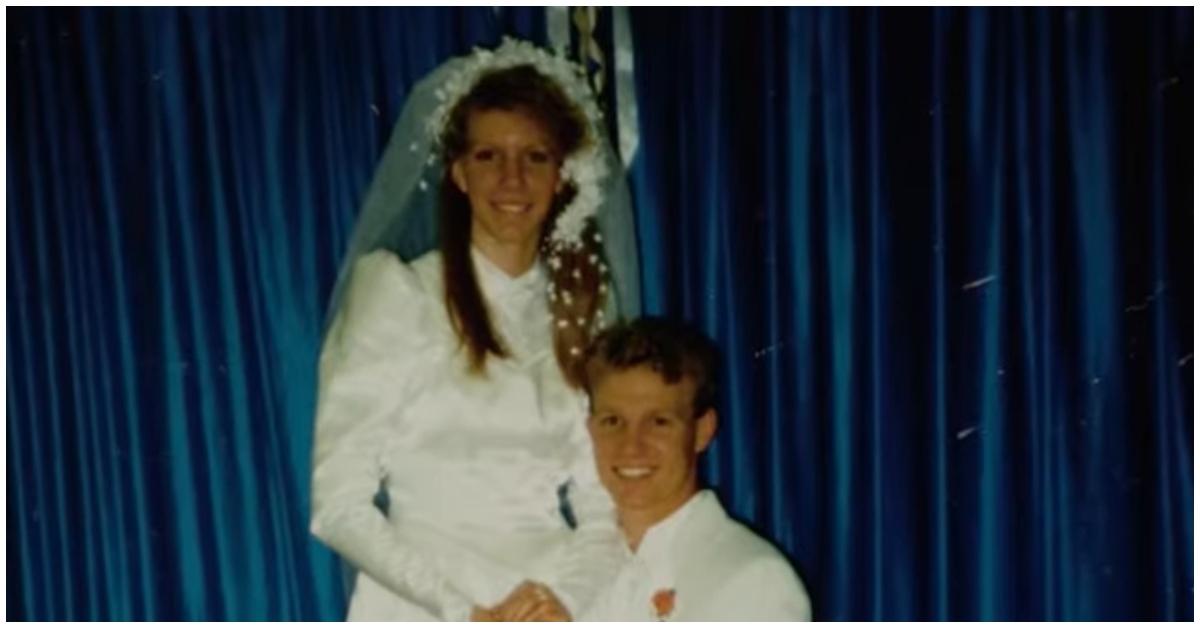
(471, 580, 571, 622)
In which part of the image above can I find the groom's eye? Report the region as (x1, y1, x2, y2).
(595, 414, 620, 429)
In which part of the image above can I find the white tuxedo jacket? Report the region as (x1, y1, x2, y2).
(582, 490, 812, 621)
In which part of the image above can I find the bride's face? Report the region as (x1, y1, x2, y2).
(451, 108, 562, 256)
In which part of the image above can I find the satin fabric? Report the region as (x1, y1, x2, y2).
(311, 250, 622, 620)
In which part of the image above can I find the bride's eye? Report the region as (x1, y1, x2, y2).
(526, 149, 552, 165)
(472, 148, 496, 162)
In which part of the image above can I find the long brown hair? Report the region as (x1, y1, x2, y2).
(438, 64, 609, 387)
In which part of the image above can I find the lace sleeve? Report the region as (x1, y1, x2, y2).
(309, 251, 475, 621)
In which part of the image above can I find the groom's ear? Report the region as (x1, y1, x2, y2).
(694, 409, 717, 454)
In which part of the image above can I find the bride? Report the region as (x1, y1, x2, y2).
(309, 38, 640, 621)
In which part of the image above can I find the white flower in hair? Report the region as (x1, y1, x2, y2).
(426, 38, 608, 247)
(552, 144, 609, 247)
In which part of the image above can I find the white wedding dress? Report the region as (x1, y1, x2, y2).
(310, 248, 623, 621)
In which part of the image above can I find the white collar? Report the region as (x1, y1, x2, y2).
(470, 247, 547, 303)
(630, 489, 714, 565)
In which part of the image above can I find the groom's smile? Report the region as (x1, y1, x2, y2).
(587, 366, 717, 531)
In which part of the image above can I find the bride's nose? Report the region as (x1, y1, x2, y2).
(497, 154, 526, 188)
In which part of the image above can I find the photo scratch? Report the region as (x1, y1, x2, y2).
(1124, 284, 1165, 313)
(956, 426, 979, 440)
(753, 342, 785, 359)
(962, 275, 996, 291)
(1157, 75, 1181, 90)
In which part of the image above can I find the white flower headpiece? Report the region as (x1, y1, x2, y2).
(427, 37, 609, 249)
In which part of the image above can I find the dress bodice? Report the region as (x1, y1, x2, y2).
(310, 249, 621, 621)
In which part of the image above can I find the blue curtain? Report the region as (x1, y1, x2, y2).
(7, 7, 545, 620)
(7, 6, 1192, 622)
(627, 7, 1192, 621)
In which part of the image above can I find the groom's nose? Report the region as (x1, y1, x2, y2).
(614, 424, 652, 456)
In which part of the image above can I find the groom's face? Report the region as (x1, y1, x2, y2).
(587, 366, 717, 527)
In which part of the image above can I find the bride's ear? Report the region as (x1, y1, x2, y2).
(451, 159, 469, 194)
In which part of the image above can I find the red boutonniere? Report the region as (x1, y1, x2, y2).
(652, 588, 676, 621)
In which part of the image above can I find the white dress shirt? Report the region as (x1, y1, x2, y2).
(584, 490, 812, 622)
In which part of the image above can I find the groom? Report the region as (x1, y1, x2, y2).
(578, 317, 812, 621)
